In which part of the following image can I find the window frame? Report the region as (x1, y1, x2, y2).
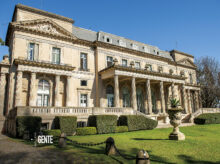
(135, 62, 141, 69)
(80, 80, 87, 86)
(122, 59, 128, 67)
(106, 56, 113, 67)
(52, 47, 61, 64)
(28, 42, 39, 61)
(80, 52, 88, 70)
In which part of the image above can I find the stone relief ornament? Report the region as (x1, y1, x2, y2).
(30, 24, 59, 34)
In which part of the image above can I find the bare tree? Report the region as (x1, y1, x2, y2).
(0, 37, 4, 46)
(196, 57, 220, 108)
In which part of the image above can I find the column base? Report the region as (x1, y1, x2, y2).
(169, 132, 185, 140)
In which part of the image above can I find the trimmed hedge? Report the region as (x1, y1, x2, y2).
(194, 113, 220, 125)
(88, 115, 118, 134)
(118, 115, 158, 131)
(54, 116, 77, 136)
(76, 127, 97, 136)
(115, 126, 128, 133)
(42, 129, 61, 137)
(16, 116, 42, 138)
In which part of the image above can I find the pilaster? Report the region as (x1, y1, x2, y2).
(131, 77, 137, 110)
(15, 71, 23, 107)
(160, 81, 166, 113)
(55, 75, 60, 107)
(29, 72, 36, 106)
(0, 73, 6, 116)
(146, 79, 152, 114)
(114, 75, 120, 107)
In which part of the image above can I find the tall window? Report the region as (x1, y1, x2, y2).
(106, 85, 114, 107)
(107, 56, 113, 67)
(80, 53, 87, 70)
(122, 87, 130, 107)
(135, 62, 141, 69)
(37, 79, 50, 107)
(28, 43, 39, 61)
(80, 94, 87, 107)
(52, 47, 60, 64)
(122, 59, 127, 67)
(189, 74, 193, 84)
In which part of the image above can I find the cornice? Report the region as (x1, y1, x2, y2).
(14, 59, 75, 71)
(185, 83, 201, 88)
(14, 4, 74, 23)
(99, 65, 186, 80)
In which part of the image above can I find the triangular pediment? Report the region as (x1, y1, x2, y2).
(177, 58, 196, 68)
(11, 19, 77, 39)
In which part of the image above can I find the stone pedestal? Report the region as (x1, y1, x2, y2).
(168, 108, 185, 141)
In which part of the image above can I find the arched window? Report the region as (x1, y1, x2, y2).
(106, 85, 114, 107)
(37, 79, 50, 106)
(122, 87, 130, 107)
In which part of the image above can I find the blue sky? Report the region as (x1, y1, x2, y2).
(0, 0, 219, 62)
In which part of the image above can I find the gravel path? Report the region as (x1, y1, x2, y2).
(0, 135, 75, 164)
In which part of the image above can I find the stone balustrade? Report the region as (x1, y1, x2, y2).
(15, 106, 134, 117)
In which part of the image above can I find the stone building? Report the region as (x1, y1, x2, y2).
(0, 4, 201, 131)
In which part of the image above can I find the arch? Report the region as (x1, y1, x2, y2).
(37, 79, 50, 106)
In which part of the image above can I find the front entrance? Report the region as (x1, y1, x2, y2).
(106, 85, 114, 107)
(151, 89, 157, 114)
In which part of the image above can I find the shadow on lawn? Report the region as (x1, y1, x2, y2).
(178, 155, 220, 164)
(132, 138, 169, 141)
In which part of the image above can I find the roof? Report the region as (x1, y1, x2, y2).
(72, 26, 174, 60)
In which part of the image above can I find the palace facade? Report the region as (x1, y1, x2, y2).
(0, 4, 201, 131)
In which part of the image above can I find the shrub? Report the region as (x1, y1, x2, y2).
(88, 115, 118, 134)
(54, 116, 77, 136)
(16, 116, 42, 138)
(76, 127, 97, 136)
(42, 129, 61, 138)
(118, 115, 158, 131)
(115, 126, 128, 133)
(194, 113, 220, 125)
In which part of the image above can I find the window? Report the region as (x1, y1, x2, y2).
(135, 62, 141, 69)
(122, 59, 127, 67)
(52, 47, 60, 64)
(104, 36, 112, 43)
(80, 53, 87, 70)
(37, 79, 50, 107)
(107, 56, 113, 67)
(80, 94, 87, 107)
(122, 87, 130, 107)
(81, 80, 87, 86)
(119, 40, 126, 47)
(189, 74, 193, 84)
(106, 85, 114, 107)
(131, 44, 138, 50)
(28, 43, 39, 61)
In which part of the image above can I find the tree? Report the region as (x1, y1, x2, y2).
(0, 37, 5, 46)
(196, 57, 220, 107)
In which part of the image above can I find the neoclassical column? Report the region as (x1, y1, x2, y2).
(181, 84, 188, 113)
(66, 76, 72, 107)
(131, 76, 137, 110)
(171, 82, 175, 98)
(55, 75, 60, 107)
(114, 75, 120, 107)
(15, 71, 23, 107)
(0, 73, 6, 116)
(160, 81, 166, 113)
(29, 72, 36, 106)
(195, 90, 200, 111)
(146, 79, 152, 114)
(187, 89, 192, 113)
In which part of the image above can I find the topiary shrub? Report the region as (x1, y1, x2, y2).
(16, 116, 42, 138)
(115, 126, 128, 133)
(42, 129, 61, 138)
(54, 116, 77, 136)
(76, 127, 97, 136)
(194, 113, 220, 125)
(118, 115, 158, 131)
(88, 115, 118, 134)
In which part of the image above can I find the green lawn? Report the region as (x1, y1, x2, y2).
(21, 124, 220, 163)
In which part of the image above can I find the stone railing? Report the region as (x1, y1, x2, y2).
(191, 108, 220, 118)
(15, 106, 134, 117)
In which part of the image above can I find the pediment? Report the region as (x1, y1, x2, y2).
(11, 19, 77, 39)
(177, 58, 196, 68)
